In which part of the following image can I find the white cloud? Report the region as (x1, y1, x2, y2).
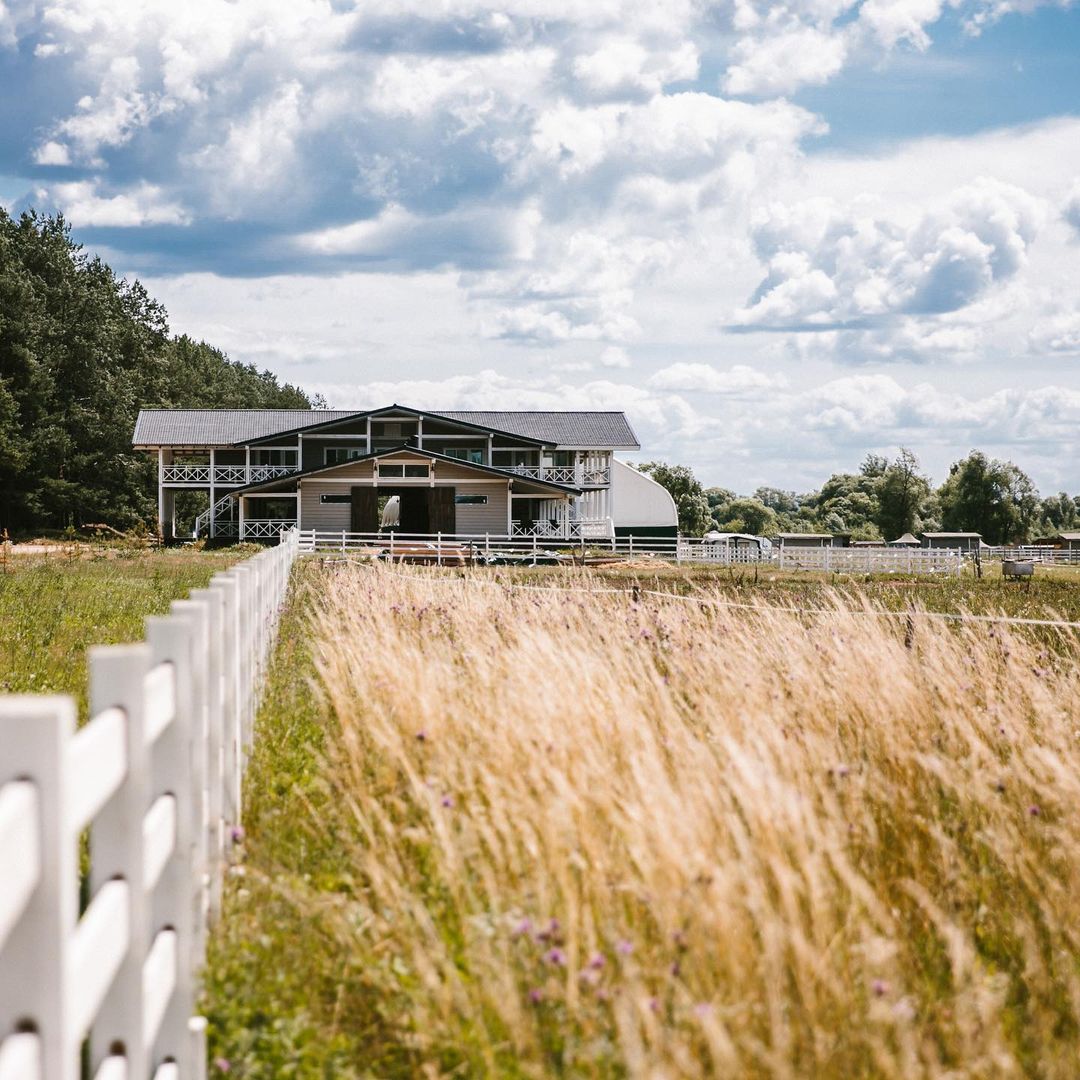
(724, 27, 848, 96)
(735, 178, 1046, 330)
(648, 362, 788, 392)
(44, 180, 189, 226)
(33, 140, 71, 165)
(1064, 179, 1080, 235)
(599, 345, 631, 368)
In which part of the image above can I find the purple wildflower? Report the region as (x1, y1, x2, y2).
(528, 988, 543, 1004)
(617, 939, 633, 956)
(441, 794, 454, 808)
(416, 730, 427, 742)
(871, 979, 889, 997)
(213, 1059, 231, 1074)
(1029, 805, 1041, 816)
(588, 952, 605, 970)
(693, 1002, 712, 1018)
(649, 997, 660, 1013)
(229, 826, 245, 844)
(546, 947, 566, 966)
(514, 918, 533, 937)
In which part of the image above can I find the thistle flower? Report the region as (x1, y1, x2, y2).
(546, 947, 566, 966)
(617, 939, 633, 956)
(528, 988, 543, 1004)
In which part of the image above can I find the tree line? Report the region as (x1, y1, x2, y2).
(641, 449, 1077, 546)
(0, 211, 319, 536)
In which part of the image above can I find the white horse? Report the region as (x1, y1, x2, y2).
(380, 494, 401, 529)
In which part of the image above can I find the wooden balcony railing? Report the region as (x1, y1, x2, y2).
(160, 465, 299, 485)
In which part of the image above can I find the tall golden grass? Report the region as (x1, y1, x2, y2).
(303, 564, 1080, 1077)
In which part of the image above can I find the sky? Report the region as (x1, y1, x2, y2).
(2, 0, 1080, 495)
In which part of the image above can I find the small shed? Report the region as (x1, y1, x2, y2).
(778, 533, 851, 549)
(920, 532, 983, 552)
(888, 532, 920, 548)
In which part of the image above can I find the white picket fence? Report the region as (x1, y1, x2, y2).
(775, 546, 965, 575)
(0, 529, 300, 1080)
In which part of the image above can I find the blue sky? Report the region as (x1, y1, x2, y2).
(2, 0, 1079, 493)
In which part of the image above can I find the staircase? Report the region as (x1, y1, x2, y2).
(193, 494, 238, 539)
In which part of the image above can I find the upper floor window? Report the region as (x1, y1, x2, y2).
(371, 420, 417, 439)
(443, 447, 485, 464)
(492, 449, 538, 467)
(379, 463, 429, 478)
(252, 448, 297, 468)
(542, 450, 575, 468)
(325, 447, 367, 465)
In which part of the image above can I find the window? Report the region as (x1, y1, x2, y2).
(443, 447, 485, 463)
(320, 493, 351, 504)
(455, 494, 488, 505)
(492, 449, 537, 467)
(379, 463, 429, 478)
(252, 447, 297, 467)
(542, 450, 575, 468)
(325, 446, 367, 465)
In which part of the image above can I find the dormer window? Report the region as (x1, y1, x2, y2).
(379, 463, 429, 478)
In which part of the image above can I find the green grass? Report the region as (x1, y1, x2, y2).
(203, 561, 373, 1079)
(0, 546, 252, 718)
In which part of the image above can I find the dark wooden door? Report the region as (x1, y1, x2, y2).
(398, 490, 429, 533)
(428, 487, 456, 534)
(350, 487, 378, 532)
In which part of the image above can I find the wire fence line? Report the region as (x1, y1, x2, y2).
(0, 530, 301, 1080)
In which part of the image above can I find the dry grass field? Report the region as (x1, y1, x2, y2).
(206, 560, 1080, 1078)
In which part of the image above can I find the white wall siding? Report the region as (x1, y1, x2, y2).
(454, 483, 509, 534)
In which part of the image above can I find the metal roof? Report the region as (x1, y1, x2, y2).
(133, 409, 359, 447)
(133, 407, 639, 449)
(435, 411, 639, 449)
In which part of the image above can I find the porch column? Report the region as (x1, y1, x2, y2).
(209, 448, 216, 538)
(245, 445, 250, 481)
(157, 449, 165, 538)
(239, 495, 246, 542)
(506, 481, 512, 536)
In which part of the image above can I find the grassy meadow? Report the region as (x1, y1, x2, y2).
(0, 545, 250, 717)
(206, 559, 1080, 1078)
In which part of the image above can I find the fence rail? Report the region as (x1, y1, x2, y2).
(0, 529, 300, 1080)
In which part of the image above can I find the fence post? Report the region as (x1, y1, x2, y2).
(437, 532, 442, 566)
(86, 644, 153, 1078)
(209, 573, 241, 828)
(188, 587, 224, 923)
(0, 696, 80, 1080)
(170, 597, 211, 960)
(145, 613, 197, 1076)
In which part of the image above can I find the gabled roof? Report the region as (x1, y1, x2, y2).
(436, 411, 640, 449)
(238, 404, 546, 449)
(132, 406, 637, 449)
(232, 444, 582, 496)
(920, 532, 983, 538)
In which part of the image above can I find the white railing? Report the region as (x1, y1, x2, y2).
(161, 465, 299, 486)
(193, 495, 237, 539)
(240, 520, 297, 541)
(676, 539, 768, 564)
(504, 466, 611, 486)
(775, 546, 964, 575)
(511, 518, 613, 539)
(982, 545, 1080, 564)
(0, 529, 300, 1080)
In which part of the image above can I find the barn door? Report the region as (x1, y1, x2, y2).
(428, 487, 456, 534)
(350, 487, 378, 532)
